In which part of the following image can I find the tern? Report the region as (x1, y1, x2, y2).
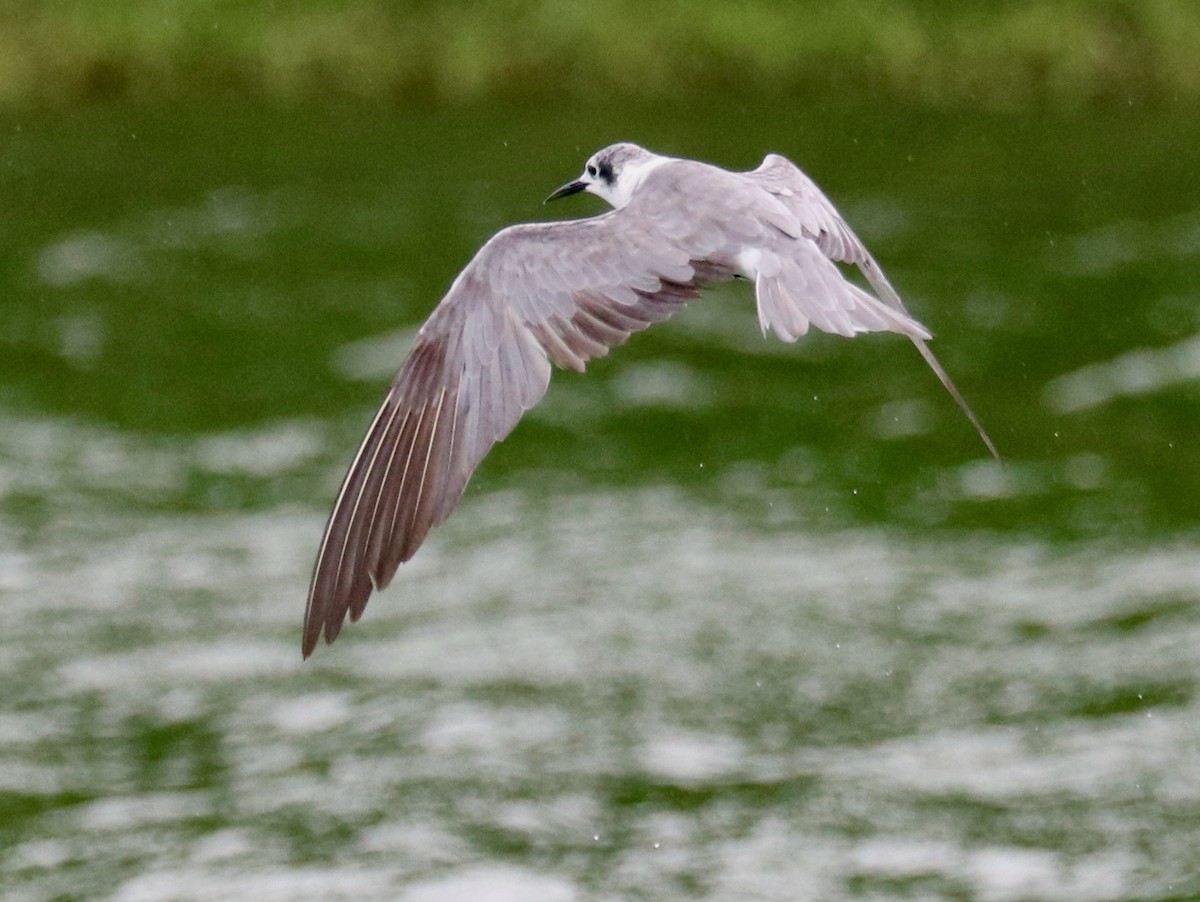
(302, 142, 997, 657)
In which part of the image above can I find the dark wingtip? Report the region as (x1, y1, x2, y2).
(300, 608, 326, 659)
(909, 336, 1000, 462)
(301, 601, 319, 659)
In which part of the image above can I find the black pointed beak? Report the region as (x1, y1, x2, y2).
(544, 179, 586, 204)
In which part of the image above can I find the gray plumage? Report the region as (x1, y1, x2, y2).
(302, 142, 996, 657)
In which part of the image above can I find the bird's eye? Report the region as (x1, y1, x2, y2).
(586, 164, 597, 177)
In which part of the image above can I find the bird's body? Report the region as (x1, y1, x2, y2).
(302, 143, 995, 657)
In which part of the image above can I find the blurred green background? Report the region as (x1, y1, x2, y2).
(2, 3, 1199, 901)
(3, 0, 1200, 106)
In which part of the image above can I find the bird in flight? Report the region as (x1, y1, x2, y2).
(302, 142, 997, 657)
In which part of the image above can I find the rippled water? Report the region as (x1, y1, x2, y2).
(1, 100, 1198, 900)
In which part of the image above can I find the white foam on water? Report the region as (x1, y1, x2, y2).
(60, 641, 297, 693)
(641, 729, 746, 784)
(1043, 332, 1200, 413)
(109, 866, 403, 902)
(399, 865, 578, 902)
(3, 454, 1198, 901)
(268, 692, 354, 734)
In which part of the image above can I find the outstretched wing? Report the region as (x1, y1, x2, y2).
(746, 154, 873, 265)
(303, 205, 741, 657)
(746, 154, 999, 460)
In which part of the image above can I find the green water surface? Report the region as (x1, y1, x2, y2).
(0, 97, 1197, 900)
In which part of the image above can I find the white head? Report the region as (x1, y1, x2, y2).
(545, 142, 669, 210)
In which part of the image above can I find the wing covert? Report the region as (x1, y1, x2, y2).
(303, 209, 735, 656)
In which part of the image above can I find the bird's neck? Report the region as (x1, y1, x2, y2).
(604, 155, 671, 209)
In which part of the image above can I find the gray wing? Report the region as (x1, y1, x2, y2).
(747, 154, 871, 264)
(639, 159, 930, 343)
(302, 207, 739, 657)
(747, 154, 999, 460)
